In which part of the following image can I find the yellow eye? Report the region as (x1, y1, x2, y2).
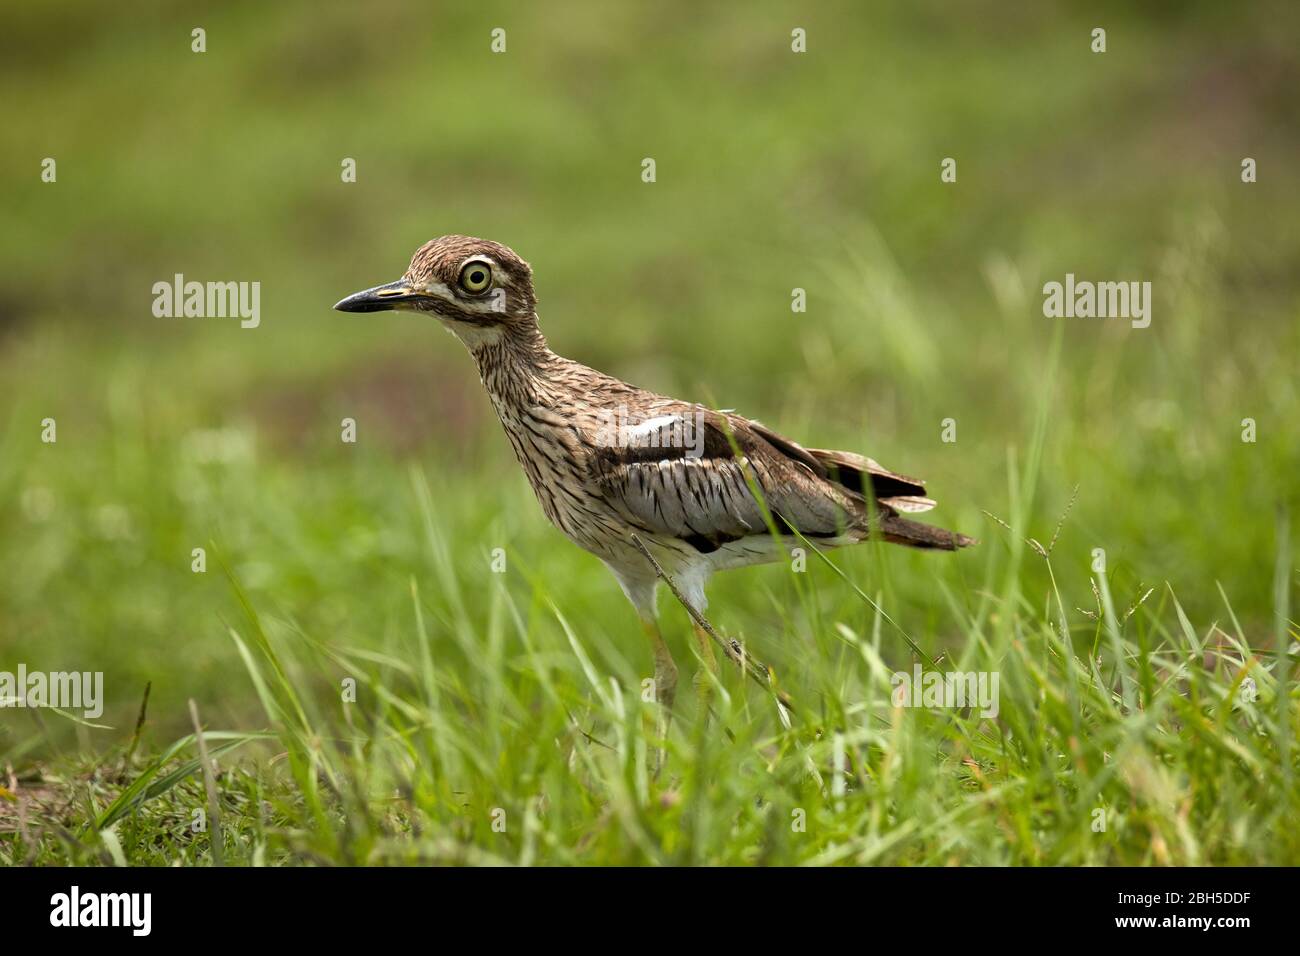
(459, 262, 492, 294)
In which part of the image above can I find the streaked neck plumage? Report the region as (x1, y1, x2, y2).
(455, 316, 565, 409)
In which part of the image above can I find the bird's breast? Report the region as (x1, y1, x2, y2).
(491, 402, 628, 559)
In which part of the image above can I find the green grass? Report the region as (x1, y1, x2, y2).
(1, 1, 1298, 865)
(6, 463, 1295, 865)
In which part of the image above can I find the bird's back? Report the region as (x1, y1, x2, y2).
(481, 350, 972, 571)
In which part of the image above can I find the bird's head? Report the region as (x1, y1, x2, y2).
(334, 236, 537, 338)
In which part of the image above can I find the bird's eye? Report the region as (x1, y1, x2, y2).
(459, 262, 492, 294)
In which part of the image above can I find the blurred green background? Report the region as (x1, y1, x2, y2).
(2, 0, 1297, 750)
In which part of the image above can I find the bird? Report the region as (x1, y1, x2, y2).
(335, 235, 974, 745)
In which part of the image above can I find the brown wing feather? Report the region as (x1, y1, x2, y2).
(802, 447, 936, 512)
(588, 402, 971, 553)
(589, 407, 863, 548)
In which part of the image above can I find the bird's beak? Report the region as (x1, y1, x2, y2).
(333, 279, 423, 313)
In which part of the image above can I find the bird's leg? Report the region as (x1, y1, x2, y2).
(630, 533, 797, 719)
(641, 618, 677, 775)
(691, 622, 720, 720)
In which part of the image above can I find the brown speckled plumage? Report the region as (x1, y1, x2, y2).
(336, 235, 974, 732)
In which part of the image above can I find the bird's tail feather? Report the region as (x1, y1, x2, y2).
(879, 515, 977, 551)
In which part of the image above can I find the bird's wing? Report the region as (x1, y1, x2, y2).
(794, 442, 936, 513)
(587, 404, 866, 551)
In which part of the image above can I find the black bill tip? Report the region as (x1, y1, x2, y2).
(333, 279, 415, 313)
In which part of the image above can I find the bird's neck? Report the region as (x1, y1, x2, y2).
(464, 318, 564, 408)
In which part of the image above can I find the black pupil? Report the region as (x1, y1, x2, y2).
(470, 270, 485, 285)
